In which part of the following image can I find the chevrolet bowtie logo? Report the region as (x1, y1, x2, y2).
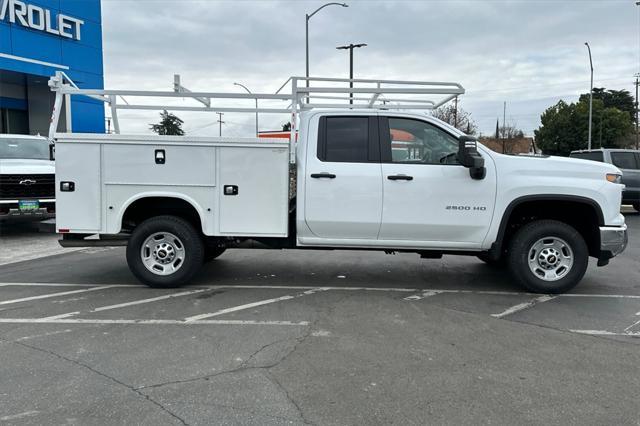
(19, 179, 36, 186)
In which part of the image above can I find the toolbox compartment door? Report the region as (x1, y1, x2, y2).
(55, 142, 101, 232)
(218, 146, 289, 237)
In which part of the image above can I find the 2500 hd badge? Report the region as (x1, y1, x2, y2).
(446, 205, 487, 211)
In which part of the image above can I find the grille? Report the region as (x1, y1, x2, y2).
(0, 174, 55, 199)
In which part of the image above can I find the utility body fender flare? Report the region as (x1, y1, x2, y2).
(113, 192, 207, 234)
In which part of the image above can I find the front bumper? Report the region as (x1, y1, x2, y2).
(599, 224, 628, 262)
(0, 199, 55, 221)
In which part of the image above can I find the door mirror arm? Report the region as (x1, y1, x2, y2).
(457, 136, 486, 180)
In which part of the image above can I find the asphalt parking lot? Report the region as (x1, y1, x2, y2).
(0, 213, 639, 425)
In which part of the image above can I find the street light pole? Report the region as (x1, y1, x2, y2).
(305, 3, 348, 103)
(635, 74, 639, 150)
(336, 43, 367, 104)
(234, 82, 258, 136)
(635, 1, 640, 149)
(585, 42, 594, 150)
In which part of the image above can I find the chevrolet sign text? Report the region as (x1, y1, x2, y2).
(1, 0, 84, 41)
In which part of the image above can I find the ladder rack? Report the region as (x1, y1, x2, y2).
(48, 73, 465, 161)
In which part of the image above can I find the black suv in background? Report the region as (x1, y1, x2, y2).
(570, 148, 640, 212)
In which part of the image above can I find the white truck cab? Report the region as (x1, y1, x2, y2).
(48, 74, 628, 294)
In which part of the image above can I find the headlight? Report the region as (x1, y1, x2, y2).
(606, 173, 622, 184)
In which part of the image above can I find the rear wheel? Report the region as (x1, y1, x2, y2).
(126, 215, 204, 288)
(507, 220, 588, 294)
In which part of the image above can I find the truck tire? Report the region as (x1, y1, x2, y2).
(126, 215, 204, 288)
(507, 220, 588, 294)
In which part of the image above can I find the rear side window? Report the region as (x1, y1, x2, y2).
(570, 152, 603, 162)
(610, 152, 638, 170)
(317, 116, 379, 163)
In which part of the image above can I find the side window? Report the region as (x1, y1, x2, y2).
(383, 118, 460, 165)
(317, 116, 378, 163)
(610, 152, 638, 170)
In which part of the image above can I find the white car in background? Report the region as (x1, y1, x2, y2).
(0, 134, 55, 222)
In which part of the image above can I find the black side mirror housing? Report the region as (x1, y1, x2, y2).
(49, 143, 55, 161)
(457, 136, 486, 180)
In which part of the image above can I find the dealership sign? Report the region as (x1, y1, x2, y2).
(0, 0, 84, 40)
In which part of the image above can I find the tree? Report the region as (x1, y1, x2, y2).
(579, 88, 635, 122)
(432, 103, 478, 135)
(150, 110, 185, 135)
(499, 123, 526, 154)
(535, 97, 633, 156)
(501, 123, 525, 140)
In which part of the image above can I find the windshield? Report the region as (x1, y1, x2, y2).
(0, 138, 50, 160)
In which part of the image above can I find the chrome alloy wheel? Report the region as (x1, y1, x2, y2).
(527, 237, 574, 282)
(141, 232, 186, 276)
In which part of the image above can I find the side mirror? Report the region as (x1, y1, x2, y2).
(49, 143, 55, 161)
(457, 136, 486, 180)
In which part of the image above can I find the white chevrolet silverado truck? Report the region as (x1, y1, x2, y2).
(48, 74, 628, 294)
(0, 134, 56, 222)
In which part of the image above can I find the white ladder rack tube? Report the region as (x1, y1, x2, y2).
(47, 73, 465, 164)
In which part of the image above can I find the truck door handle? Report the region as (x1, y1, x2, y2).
(310, 173, 336, 179)
(387, 175, 413, 181)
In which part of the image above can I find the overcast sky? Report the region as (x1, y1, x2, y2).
(101, 0, 640, 137)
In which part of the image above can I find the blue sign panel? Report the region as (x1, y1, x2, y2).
(0, 0, 104, 133)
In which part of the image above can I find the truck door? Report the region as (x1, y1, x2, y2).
(304, 115, 382, 239)
(377, 116, 496, 247)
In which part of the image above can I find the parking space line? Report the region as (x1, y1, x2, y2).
(2, 283, 640, 304)
(0, 283, 141, 288)
(0, 285, 118, 306)
(404, 290, 443, 301)
(561, 293, 640, 299)
(491, 295, 556, 319)
(33, 289, 210, 321)
(0, 411, 40, 421)
(624, 319, 640, 332)
(16, 329, 73, 341)
(184, 287, 327, 322)
(0, 318, 309, 326)
(92, 288, 208, 312)
(570, 329, 640, 337)
(40, 312, 81, 320)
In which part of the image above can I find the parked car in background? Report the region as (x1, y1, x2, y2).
(0, 134, 55, 222)
(570, 148, 640, 212)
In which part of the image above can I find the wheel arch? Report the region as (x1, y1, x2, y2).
(117, 193, 207, 234)
(491, 195, 604, 259)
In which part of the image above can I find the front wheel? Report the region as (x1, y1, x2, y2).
(126, 215, 204, 288)
(507, 220, 588, 294)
